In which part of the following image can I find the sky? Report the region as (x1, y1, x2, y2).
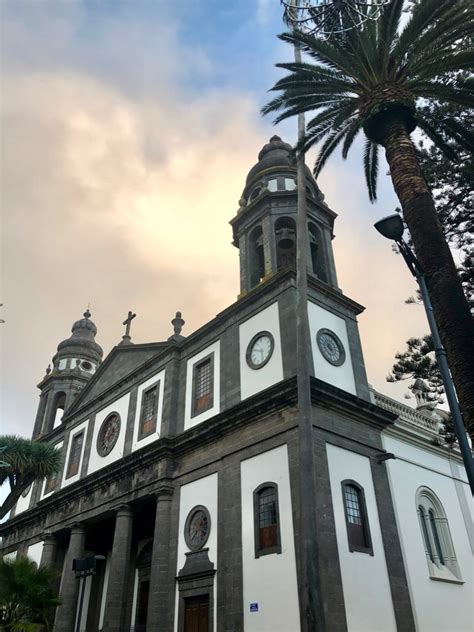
(0, 0, 430, 439)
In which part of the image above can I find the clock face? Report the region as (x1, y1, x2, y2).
(246, 331, 274, 369)
(97, 413, 121, 457)
(317, 329, 346, 366)
(184, 506, 211, 551)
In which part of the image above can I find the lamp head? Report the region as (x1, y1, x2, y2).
(374, 214, 404, 242)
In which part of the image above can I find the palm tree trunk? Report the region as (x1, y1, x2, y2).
(383, 120, 474, 443)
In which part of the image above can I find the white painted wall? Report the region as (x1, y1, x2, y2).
(241, 445, 300, 632)
(307, 301, 356, 395)
(14, 483, 34, 515)
(41, 440, 63, 499)
(62, 420, 88, 488)
(239, 302, 284, 401)
(174, 473, 218, 632)
(27, 541, 43, 566)
(383, 435, 473, 632)
(184, 341, 220, 430)
(326, 444, 397, 632)
(2, 550, 17, 561)
(87, 394, 130, 475)
(131, 370, 165, 452)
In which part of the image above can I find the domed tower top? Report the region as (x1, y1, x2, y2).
(33, 310, 103, 438)
(241, 135, 321, 204)
(53, 309, 103, 372)
(231, 136, 337, 296)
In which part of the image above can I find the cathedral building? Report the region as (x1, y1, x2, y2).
(1, 136, 472, 632)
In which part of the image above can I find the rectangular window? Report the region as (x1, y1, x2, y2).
(66, 431, 84, 479)
(192, 355, 214, 416)
(139, 383, 159, 440)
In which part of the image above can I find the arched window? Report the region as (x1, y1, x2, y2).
(308, 222, 328, 282)
(253, 483, 281, 557)
(275, 217, 296, 271)
(341, 480, 373, 555)
(51, 391, 67, 430)
(416, 488, 461, 582)
(249, 225, 265, 288)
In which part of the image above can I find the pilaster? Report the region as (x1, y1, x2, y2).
(54, 523, 86, 632)
(40, 533, 58, 568)
(102, 504, 134, 631)
(147, 485, 174, 632)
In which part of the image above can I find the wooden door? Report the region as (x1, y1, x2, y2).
(184, 594, 210, 632)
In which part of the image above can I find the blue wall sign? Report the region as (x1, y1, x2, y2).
(250, 603, 259, 612)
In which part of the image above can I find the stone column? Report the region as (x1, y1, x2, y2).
(40, 533, 58, 568)
(102, 505, 134, 631)
(54, 523, 85, 632)
(147, 486, 174, 632)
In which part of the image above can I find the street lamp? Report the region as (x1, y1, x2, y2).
(73, 554, 106, 632)
(374, 213, 474, 494)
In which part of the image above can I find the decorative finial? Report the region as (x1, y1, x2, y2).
(168, 311, 185, 341)
(45, 364, 51, 375)
(120, 310, 136, 345)
(84, 308, 91, 319)
(172, 311, 185, 335)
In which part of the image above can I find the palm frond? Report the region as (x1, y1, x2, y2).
(363, 139, 379, 201)
(415, 118, 459, 162)
(342, 119, 363, 159)
(377, 0, 405, 73)
(313, 122, 354, 178)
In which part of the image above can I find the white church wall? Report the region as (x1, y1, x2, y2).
(307, 301, 356, 395)
(174, 473, 218, 632)
(87, 394, 130, 475)
(326, 444, 397, 632)
(239, 302, 284, 401)
(41, 440, 63, 499)
(27, 541, 43, 566)
(240, 444, 300, 632)
(13, 482, 34, 516)
(62, 420, 88, 488)
(383, 435, 473, 632)
(131, 369, 165, 452)
(184, 341, 220, 430)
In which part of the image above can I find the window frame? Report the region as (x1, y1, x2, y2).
(416, 487, 462, 583)
(191, 353, 214, 418)
(253, 482, 282, 558)
(138, 381, 160, 440)
(341, 479, 373, 556)
(66, 430, 85, 479)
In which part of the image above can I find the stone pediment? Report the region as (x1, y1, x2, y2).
(66, 342, 169, 415)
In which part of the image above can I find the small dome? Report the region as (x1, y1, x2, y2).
(56, 309, 103, 362)
(242, 136, 320, 201)
(246, 135, 294, 186)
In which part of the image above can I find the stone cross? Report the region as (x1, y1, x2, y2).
(121, 310, 136, 344)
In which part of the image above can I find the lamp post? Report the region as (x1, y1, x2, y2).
(374, 213, 474, 494)
(72, 554, 106, 632)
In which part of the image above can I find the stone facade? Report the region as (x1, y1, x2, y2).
(1, 137, 471, 632)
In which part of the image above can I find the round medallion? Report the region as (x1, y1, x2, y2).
(246, 331, 275, 370)
(184, 505, 211, 551)
(97, 413, 121, 457)
(316, 329, 346, 366)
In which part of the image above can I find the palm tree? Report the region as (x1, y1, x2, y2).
(0, 436, 61, 520)
(262, 0, 474, 440)
(0, 556, 60, 631)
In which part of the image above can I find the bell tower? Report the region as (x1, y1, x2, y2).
(231, 135, 339, 296)
(32, 310, 103, 438)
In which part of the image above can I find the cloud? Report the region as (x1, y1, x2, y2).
(0, 2, 428, 439)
